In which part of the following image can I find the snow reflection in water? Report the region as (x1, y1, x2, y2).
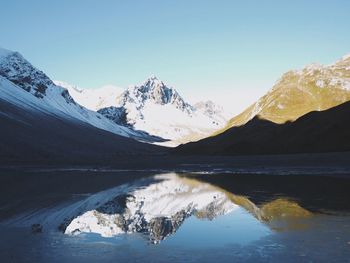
(64, 173, 239, 243)
(5, 173, 315, 246)
(4, 172, 350, 263)
(57, 173, 311, 244)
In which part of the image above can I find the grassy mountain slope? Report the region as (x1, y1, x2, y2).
(215, 54, 350, 135)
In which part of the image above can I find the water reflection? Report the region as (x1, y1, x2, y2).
(64, 174, 237, 243)
(60, 173, 313, 243)
(3, 172, 350, 263)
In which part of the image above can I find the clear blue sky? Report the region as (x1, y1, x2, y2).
(1, 0, 349, 113)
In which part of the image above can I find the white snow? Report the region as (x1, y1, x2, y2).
(54, 80, 124, 110)
(5, 173, 239, 241)
(65, 173, 238, 238)
(277, 103, 284, 109)
(316, 79, 325, 88)
(0, 47, 14, 59)
(342, 80, 350, 91)
(57, 76, 228, 146)
(116, 77, 228, 145)
(0, 76, 144, 139)
(328, 77, 350, 91)
(0, 49, 158, 142)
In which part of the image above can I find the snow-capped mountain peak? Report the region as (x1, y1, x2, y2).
(96, 76, 228, 145)
(0, 46, 228, 146)
(0, 47, 165, 144)
(117, 76, 193, 115)
(0, 47, 54, 99)
(143, 74, 163, 86)
(0, 47, 16, 59)
(54, 76, 228, 146)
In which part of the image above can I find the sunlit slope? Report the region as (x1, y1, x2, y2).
(216, 54, 350, 135)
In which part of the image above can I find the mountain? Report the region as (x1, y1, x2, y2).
(0, 48, 165, 164)
(111, 76, 227, 145)
(11, 173, 320, 244)
(53, 81, 124, 111)
(60, 76, 228, 146)
(64, 173, 236, 243)
(0, 76, 163, 164)
(216, 54, 350, 135)
(175, 100, 350, 155)
(194, 100, 227, 124)
(0, 47, 165, 144)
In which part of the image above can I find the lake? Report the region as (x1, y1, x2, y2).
(0, 171, 349, 262)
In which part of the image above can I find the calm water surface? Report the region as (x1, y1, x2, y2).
(1, 172, 350, 262)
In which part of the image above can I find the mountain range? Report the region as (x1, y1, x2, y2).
(0, 46, 350, 162)
(176, 55, 350, 155)
(0, 48, 166, 164)
(175, 100, 350, 155)
(56, 76, 228, 146)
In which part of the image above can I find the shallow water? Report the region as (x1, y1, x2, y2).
(1, 172, 350, 262)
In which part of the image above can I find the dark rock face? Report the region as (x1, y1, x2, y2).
(147, 210, 190, 243)
(0, 52, 53, 98)
(97, 106, 129, 127)
(96, 194, 132, 214)
(149, 217, 174, 243)
(61, 89, 77, 105)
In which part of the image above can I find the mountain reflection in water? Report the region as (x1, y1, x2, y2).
(2, 172, 350, 263)
(56, 173, 315, 243)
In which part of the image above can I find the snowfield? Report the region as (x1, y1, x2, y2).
(57, 76, 228, 146)
(0, 47, 227, 146)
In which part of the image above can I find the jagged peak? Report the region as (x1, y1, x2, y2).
(141, 75, 167, 89)
(0, 47, 18, 60)
(148, 74, 159, 81)
(0, 47, 53, 98)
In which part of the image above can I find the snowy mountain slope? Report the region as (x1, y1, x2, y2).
(194, 100, 228, 124)
(56, 76, 228, 146)
(217, 54, 350, 135)
(113, 76, 228, 146)
(64, 174, 236, 243)
(60, 76, 227, 146)
(0, 48, 53, 99)
(0, 76, 163, 164)
(0, 47, 163, 143)
(6, 174, 237, 243)
(53, 81, 123, 110)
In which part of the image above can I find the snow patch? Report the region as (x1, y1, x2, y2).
(277, 103, 284, 109)
(316, 79, 325, 88)
(54, 80, 124, 111)
(0, 47, 14, 59)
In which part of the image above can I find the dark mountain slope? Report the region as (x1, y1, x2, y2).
(175, 101, 350, 155)
(0, 98, 164, 165)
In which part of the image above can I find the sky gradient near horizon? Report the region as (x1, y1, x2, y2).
(1, 0, 350, 114)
